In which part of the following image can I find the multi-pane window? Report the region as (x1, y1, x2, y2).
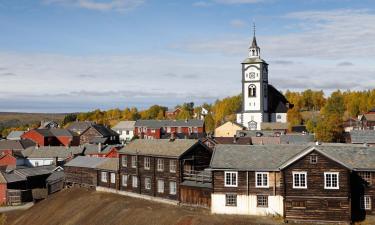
(145, 177, 151, 190)
(101, 172, 107, 182)
(169, 160, 177, 173)
(293, 172, 307, 189)
(224, 171, 238, 187)
(257, 195, 268, 208)
(310, 155, 318, 164)
(157, 159, 164, 172)
(121, 155, 127, 167)
(110, 173, 116, 184)
(361, 196, 372, 210)
(144, 157, 151, 170)
(255, 172, 269, 188)
(292, 201, 306, 208)
(359, 172, 372, 185)
(169, 181, 177, 195)
(324, 172, 339, 189)
(132, 176, 138, 188)
(248, 84, 256, 97)
(122, 174, 128, 187)
(157, 179, 164, 193)
(225, 194, 237, 206)
(131, 156, 137, 168)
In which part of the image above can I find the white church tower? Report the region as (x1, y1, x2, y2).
(237, 25, 270, 130)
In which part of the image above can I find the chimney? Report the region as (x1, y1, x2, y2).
(98, 142, 102, 153)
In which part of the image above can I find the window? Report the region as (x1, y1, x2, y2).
(361, 196, 372, 210)
(257, 195, 268, 208)
(167, 127, 171, 133)
(131, 156, 137, 168)
(225, 194, 237, 206)
(324, 172, 339, 189)
(144, 157, 151, 170)
(293, 172, 307, 189)
(248, 84, 256, 97)
(121, 156, 127, 167)
(276, 114, 281, 120)
(169, 160, 177, 173)
(310, 155, 318, 164)
(151, 129, 156, 133)
(255, 172, 269, 188)
(193, 127, 198, 133)
(145, 177, 151, 190)
(359, 172, 372, 185)
(169, 181, 177, 195)
(110, 173, 116, 184)
(292, 201, 306, 208)
(126, 130, 129, 135)
(157, 158, 164, 171)
(132, 176, 138, 188)
(35, 162, 39, 167)
(177, 127, 182, 133)
(101, 172, 107, 182)
(122, 174, 128, 187)
(157, 179, 164, 193)
(224, 171, 238, 187)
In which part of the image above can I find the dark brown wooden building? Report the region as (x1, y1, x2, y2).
(118, 139, 212, 202)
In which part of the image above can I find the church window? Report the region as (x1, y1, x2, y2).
(248, 85, 256, 97)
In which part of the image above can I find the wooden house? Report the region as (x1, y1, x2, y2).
(210, 144, 375, 224)
(118, 139, 212, 202)
(78, 124, 120, 145)
(21, 128, 79, 147)
(134, 120, 205, 140)
(96, 158, 119, 190)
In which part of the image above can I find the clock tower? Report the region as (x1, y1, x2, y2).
(237, 25, 269, 130)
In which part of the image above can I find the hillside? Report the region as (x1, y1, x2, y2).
(3, 188, 281, 225)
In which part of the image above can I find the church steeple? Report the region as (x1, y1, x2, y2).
(248, 23, 260, 58)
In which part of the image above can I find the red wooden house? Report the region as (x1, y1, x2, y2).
(21, 129, 79, 147)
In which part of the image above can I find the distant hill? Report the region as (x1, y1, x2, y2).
(3, 188, 280, 225)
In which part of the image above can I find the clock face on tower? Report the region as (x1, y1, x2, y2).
(249, 72, 256, 79)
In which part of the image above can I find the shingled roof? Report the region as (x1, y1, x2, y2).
(119, 139, 199, 157)
(21, 146, 84, 158)
(64, 156, 118, 171)
(0, 139, 35, 151)
(350, 130, 375, 144)
(112, 121, 136, 131)
(134, 120, 204, 129)
(66, 121, 96, 133)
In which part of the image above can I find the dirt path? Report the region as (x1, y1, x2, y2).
(3, 188, 283, 225)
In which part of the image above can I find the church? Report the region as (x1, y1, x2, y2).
(236, 30, 292, 130)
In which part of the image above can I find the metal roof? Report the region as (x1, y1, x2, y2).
(64, 156, 108, 169)
(119, 139, 199, 157)
(6, 131, 25, 140)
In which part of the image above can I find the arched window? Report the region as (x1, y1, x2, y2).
(252, 50, 255, 56)
(248, 84, 256, 97)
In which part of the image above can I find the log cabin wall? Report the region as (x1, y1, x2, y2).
(351, 171, 375, 221)
(97, 170, 119, 190)
(64, 166, 97, 187)
(282, 150, 351, 224)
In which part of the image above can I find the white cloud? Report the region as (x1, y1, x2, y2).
(214, 0, 264, 4)
(230, 19, 247, 28)
(192, 1, 211, 7)
(43, 0, 144, 12)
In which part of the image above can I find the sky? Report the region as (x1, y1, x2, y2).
(0, 0, 375, 113)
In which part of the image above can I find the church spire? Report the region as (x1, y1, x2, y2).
(248, 23, 260, 58)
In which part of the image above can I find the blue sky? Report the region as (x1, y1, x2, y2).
(0, 0, 375, 112)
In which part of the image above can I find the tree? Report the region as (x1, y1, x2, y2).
(287, 107, 302, 130)
(204, 114, 215, 133)
(61, 114, 77, 127)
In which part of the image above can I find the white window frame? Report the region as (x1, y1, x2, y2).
(101, 172, 107, 183)
(256, 195, 268, 208)
(255, 172, 269, 188)
(361, 195, 372, 210)
(121, 155, 127, 167)
(324, 172, 339, 190)
(131, 156, 137, 168)
(169, 181, 177, 195)
(157, 158, 164, 172)
(292, 171, 307, 189)
(144, 157, 151, 170)
(359, 171, 372, 185)
(309, 155, 318, 164)
(122, 174, 128, 187)
(169, 160, 177, 173)
(224, 171, 238, 187)
(145, 177, 151, 190)
(157, 179, 164, 193)
(110, 173, 116, 184)
(132, 175, 138, 188)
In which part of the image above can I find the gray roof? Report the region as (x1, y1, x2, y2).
(211, 144, 310, 171)
(13, 165, 56, 178)
(212, 144, 375, 171)
(350, 130, 375, 144)
(280, 134, 315, 144)
(46, 171, 65, 182)
(64, 156, 108, 169)
(83, 144, 122, 155)
(119, 139, 199, 157)
(66, 121, 95, 133)
(96, 158, 119, 171)
(90, 124, 119, 137)
(242, 57, 266, 64)
(6, 131, 25, 140)
(21, 146, 84, 159)
(3, 173, 26, 183)
(112, 121, 136, 131)
(134, 119, 204, 129)
(30, 128, 77, 137)
(0, 139, 35, 151)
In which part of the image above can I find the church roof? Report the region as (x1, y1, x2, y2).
(242, 57, 267, 64)
(251, 36, 259, 48)
(267, 85, 292, 113)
